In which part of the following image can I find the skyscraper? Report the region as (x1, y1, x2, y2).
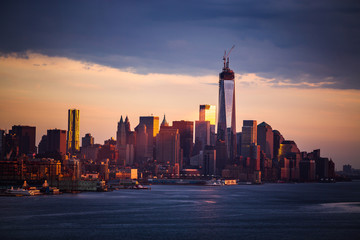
(82, 133, 94, 148)
(279, 140, 301, 180)
(117, 115, 134, 166)
(47, 129, 67, 156)
(116, 116, 126, 147)
(67, 109, 80, 154)
(199, 104, 216, 124)
(216, 56, 236, 171)
(257, 122, 274, 159)
(156, 117, 181, 173)
(241, 120, 257, 159)
(135, 123, 148, 164)
(139, 116, 159, 160)
(199, 104, 216, 146)
(10, 125, 36, 155)
(172, 120, 193, 167)
(273, 130, 284, 160)
(194, 120, 210, 151)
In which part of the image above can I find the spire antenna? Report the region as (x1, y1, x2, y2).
(223, 45, 235, 69)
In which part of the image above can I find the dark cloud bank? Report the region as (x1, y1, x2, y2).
(1, 0, 359, 89)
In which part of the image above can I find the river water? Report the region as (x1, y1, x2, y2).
(1, 182, 360, 240)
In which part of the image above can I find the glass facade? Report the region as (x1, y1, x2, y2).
(217, 58, 236, 169)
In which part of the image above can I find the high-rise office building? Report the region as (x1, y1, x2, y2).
(216, 57, 236, 171)
(279, 140, 301, 181)
(38, 135, 48, 155)
(199, 104, 216, 146)
(10, 125, 36, 155)
(194, 121, 210, 152)
(139, 116, 159, 160)
(172, 120, 193, 167)
(241, 120, 257, 159)
(67, 109, 80, 154)
(117, 115, 134, 166)
(236, 132, 242, 157)
(135, 123, 148, 164)
(47, 129, 67, 156)
(82, 133, 94, 148)
(203, 145, 216, 177)
(116, 116, 126, 147)
(257, 122, 274, 159)
(273, 130, 284, 160)
(156, 118, 182, 174)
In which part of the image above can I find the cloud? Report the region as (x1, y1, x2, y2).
(0, 1, 359, 89)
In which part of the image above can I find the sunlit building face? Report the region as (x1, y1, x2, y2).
(67, 109, 80, 154)
(199, 105, 216, 125)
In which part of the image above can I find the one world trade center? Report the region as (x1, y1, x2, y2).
(216, 48, 236, 172)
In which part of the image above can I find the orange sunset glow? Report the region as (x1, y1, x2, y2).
(1, 53, 359, 168)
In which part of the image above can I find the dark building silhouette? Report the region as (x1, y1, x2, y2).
(97, 138, 119, 165)
(328, 159, 335, 179)
(203, 145, 216, 177)
(273, 130, 284, 160)
(194, 120, 210, 155)
(343, 164, 352, 173)
(299, 159, 316, 182)
(278, 140, 301, 181)
(241, 120, 257, 159)
(47, 129, 67, 156)
(116, 116, 126, 147)
(67, 109, 80, 154)
(10, 125, 36, 156)
(257, 122, 274, 159)
(236, 132, 242, 157)
(173, 120, 193, 167)
(117, 116, 135, 166)
(316, 157, 329, 179)
(82, 133, 94, 148)
(135, 123, 148, 164)
(4, 132, 19, 160)
(301, 149, 335, 181)
(37, 129, 66, 159)
(81, 144, 101, 161)
(156, 117, 182, 174)
(38, 135, 48, 155)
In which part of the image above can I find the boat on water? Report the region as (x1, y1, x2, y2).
(128, 184, 150, 190)
(205, 179, 224, 186)
(6, 187, 36, 196)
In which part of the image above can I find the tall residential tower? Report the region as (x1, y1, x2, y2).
(67, 109, 80, 154)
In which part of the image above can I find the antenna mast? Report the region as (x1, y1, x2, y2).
(225, 45, 235, 69)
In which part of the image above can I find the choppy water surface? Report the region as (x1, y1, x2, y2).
(1, 182, 360, 240)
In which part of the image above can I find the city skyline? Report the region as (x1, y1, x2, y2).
(1, 53, 359, 168)
(0, 1, 360, 168)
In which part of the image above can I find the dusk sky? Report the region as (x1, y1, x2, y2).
(1, 1, 359, 168)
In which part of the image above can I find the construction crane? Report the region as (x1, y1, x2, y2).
(223, 45, 235, 69)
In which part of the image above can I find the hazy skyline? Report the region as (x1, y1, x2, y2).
(1, 1, 360, 168)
